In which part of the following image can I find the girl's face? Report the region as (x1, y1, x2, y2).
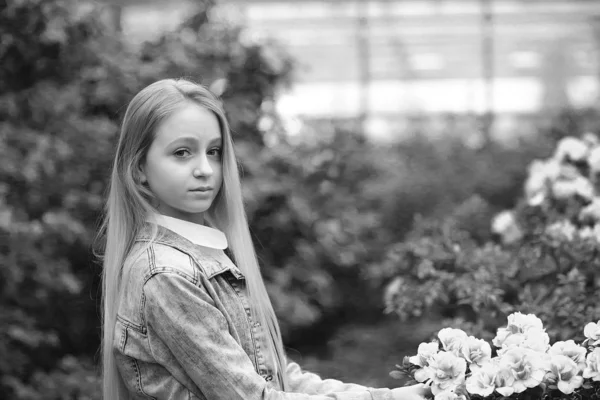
(140, 103, 223, 224)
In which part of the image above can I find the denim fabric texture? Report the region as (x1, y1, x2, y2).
(114, 221, 393, 400)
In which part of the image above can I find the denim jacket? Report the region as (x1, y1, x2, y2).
(114, 218, 393, 400)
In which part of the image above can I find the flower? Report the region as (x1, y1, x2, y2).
(579, 199, 600, 225)
(493, 313, 549, 353)
(554, 136, 589, 162)
(493, 361, 516, 397)
(521, 328, 550, 353)
(583, 132, 599, 148)
(558, 164, 582, 180)
(508, 312, 544, 331)
(545, 220, 577, 242)
(495, 332, 526, 353)
(527, 191, 545, 206)
(497, 348, 547, 393)
(461, 336, 491, 369)
(546, 354, 584, 394)
(584, 321, 600, 345)
(491, 211, 522, 245)
(434, 388, 467, 400)
(552, 176, 594, 201)
(402, 315, 600, 400)
(419, 351, 467, 395)
(589, 146, 600, 174)
(465, 362, 497, 397)
(409, 342, 440, 368)
(525, 160, 550, 201)
(438, 328, 468, 357)
(583, 348, 600, 381)
(548, 340, 587, 369)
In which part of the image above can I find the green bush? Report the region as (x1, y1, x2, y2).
(4, 0, 598, 397)
(380, 133, 600, 343)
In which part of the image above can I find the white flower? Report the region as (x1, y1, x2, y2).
(509, 312, 544, 331)
(546, 354, 584, 395)
(465, 362, 497, 397)
(580, 226, 595, 239)
(583, 348, 600, 381)
(495, 332, 525, 354)
(497, 348, 547, 393)
(491, 211, 523, 245)
(416, 351, 467, 395)
(495, 328, 550, 355)
(438, 328, 468, 357)
(525, 160, 550, 200)
(584, 321, 600, 345)
(549, 340, 587, 369)
(557, 163, 583, 180)
(527, 191, 546, 206)
(383, 276, 404, 310)
(579, 199, 600, 224)
(409, 342, 440, 367)
(552, 176, 594, 201)
(558, 164, 582, 180)
(461, 336, 492, 369)
(434, 389, 467, 400)
(493, 360, 516, 397)
(493, 312, 547, 351)
(521, 328, 550, 353)
(545, 220, 577, 242)
(589, 146, 600, 174)
(554, 136, 589, 162)
(583, 132, 599, 148)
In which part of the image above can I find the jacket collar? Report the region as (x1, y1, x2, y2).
(147, 214, 228, 249)
(137, 215, 243, 280)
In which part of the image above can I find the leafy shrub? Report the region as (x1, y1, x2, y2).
(380, 134, 556, 241)
(380, 133, 600, 344)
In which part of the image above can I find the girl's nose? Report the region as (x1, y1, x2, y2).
(193, 155, 213, 177)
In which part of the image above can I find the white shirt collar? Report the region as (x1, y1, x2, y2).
(148, 214, 228, 250)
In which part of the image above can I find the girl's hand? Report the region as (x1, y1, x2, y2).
(390, 383, 431, 400)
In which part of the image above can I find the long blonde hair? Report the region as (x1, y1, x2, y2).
(98, 78, 288, 400)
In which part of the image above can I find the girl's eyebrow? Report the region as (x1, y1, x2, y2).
(167, 136, 221, 146)
(167, 136, 197, 146)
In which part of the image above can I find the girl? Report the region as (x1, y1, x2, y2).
(100, 78, 429, 400)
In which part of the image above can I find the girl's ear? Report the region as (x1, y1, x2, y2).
(137, 163, 148, 184)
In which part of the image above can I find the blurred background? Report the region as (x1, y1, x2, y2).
(2, 0, 600, 398)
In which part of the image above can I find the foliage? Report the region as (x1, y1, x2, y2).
(247, 127, 394, 343)
(137, 0, 295, 147)
(4, 0, 598, 398)
(392, 313, 600, 400)
(379, 134, 555, 240)
(380, 133, 600, 344)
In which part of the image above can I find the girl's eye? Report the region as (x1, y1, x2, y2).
(208, 147, 222, 157)
(174, 149, 191, 157)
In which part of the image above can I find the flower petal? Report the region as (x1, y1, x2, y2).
(496, 387, 514, 396)
(558, 380, 574, 394)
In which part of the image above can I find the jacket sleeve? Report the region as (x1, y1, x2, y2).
(143, 272, 394, 400)
(287, 361, 392, 398)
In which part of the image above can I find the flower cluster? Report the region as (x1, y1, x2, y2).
(492, 134, 600, 245)
(393, 313, 600, 399)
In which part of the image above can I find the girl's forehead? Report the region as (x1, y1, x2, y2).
(154, 104, 222, 144)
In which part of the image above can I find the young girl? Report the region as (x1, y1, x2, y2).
(100, 78, 429, 400)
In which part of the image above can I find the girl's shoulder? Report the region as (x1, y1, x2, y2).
(128, 224, 241, 282)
